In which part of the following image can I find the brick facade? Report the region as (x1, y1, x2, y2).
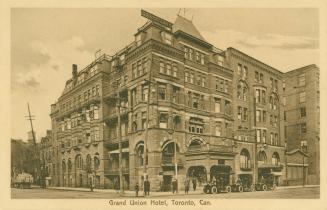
(47, 10, 318, 191)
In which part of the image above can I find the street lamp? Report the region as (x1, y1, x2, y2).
(300, 140, 307, 187)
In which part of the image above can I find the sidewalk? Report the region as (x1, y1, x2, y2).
(47, 186, 204, 197)
(276, 185, 319, 190)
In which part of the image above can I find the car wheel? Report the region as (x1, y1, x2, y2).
(226, 186, 232, 193)
(262, 184, 268, 191)
(211, 186, 218, 194)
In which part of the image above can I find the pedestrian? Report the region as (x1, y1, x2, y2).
(135, 183, 139, 197)
(184, 178, 190, 194)
(114, 178, 119, 193)
(90, 177, 94, 192)
(144, 179, 150, 196)
(172, 178, 178, 194)
(192, 178, 197, 191)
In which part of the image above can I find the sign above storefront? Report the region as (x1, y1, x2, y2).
(141, 9, 173, 29)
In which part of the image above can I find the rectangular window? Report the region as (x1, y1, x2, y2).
(243, 108, 248, 121)
(200, 54, 205, 65)
(215, 98, 221, 113)
(196, 51, 200, 62)
(243, 66, 248, 78)
(262, 90, 266, 103)
(256, 110, 261, 122)
(299, 92, 306, 103)
(298, 73, 306, 86)
(274, 133, 278, 146)
(93, 106, 99, 120)
(173, 65, 178, 77)
(142, 85, 148, 101)
(300, 107, 306, 117)
(172, 86, 179, 103)
(190, 73, 194, 84)
(158, 85, 166, 100)
(159, 62, 165, 74)
(256, 129, 261, 143)
(132, 64, 137, 79)
(237, 64, 242, 75)
(185, 71, 189, 82)
(259, 73, 263, 83)
(201, 77, 205, 87)
(215, 122, 222, 136)
(142, 112, 147, 130)
(142, 57, 148, 73)
(159, 113, 168, 128)
(184, 47, 188, 59)
(137, 60, 142, 76)
(262, 111, 266, 122)
(255, 89, 260, 103)
(300, 123, 307, 133)
(255, 71, 259, 82)
(237, 106, 242, 120)
(188, 48, 193, 60)
(270, 133, 274, 145)
(262, 130, 267, 143)
(166, 63, 171, 75)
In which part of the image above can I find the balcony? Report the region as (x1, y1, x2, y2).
(56, 95, 101, 119)
(186, 144, 235, 155)
(240, 162, 252, 171)
(161, 155, 183, 166)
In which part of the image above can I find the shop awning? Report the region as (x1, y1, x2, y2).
(238, 171, 253, 175)
(271, 172, 283, 176)
(109, 148, 129, 154)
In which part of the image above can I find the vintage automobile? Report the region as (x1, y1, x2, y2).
(232, 174, 255, 192)
(12, 172, 34, 189)
(255, 174, 277, 191)
(203, 165, 233, 194)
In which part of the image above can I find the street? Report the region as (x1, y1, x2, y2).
(11, 186, 319, 199)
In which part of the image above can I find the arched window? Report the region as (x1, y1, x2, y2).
(132, 122, 137, 132)
(75, 155, 82, 169)
(162, 142, 179, 164)
(258, 151, 267, 163)
(272, 152, 280, 166)
(94, 156, 100, 170)
(237, 81, 248, 101)
(136, 144, 148, 167)
(67, 159, 72, 173)
(86, 154, 92, 172)
(62, 160, 66, 173)
(240, 149, 251, 169)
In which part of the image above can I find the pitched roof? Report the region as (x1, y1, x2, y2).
(172, 15, 207, 42)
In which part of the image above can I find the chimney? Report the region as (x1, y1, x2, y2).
(72, 64, 78, 78)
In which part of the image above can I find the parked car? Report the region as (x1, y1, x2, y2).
(12, 172, 34, 189)
(203, 165, 233, 194)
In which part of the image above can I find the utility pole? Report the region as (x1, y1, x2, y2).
(253, 97, 258, 188)
(143, 59, 152, 192)
(25, 103, 39, 184)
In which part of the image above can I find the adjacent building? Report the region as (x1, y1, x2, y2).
(47, 10, 317, 190)
(283, 65, 320, 185)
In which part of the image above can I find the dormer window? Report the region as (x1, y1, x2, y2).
(161, 31, 172, 45)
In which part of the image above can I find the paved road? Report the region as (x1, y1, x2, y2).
(11, 186, 319, 199)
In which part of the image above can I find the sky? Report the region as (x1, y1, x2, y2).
(10, 8, 319, 141)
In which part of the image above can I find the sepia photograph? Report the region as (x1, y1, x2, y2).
(1, 2, 326, 210)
